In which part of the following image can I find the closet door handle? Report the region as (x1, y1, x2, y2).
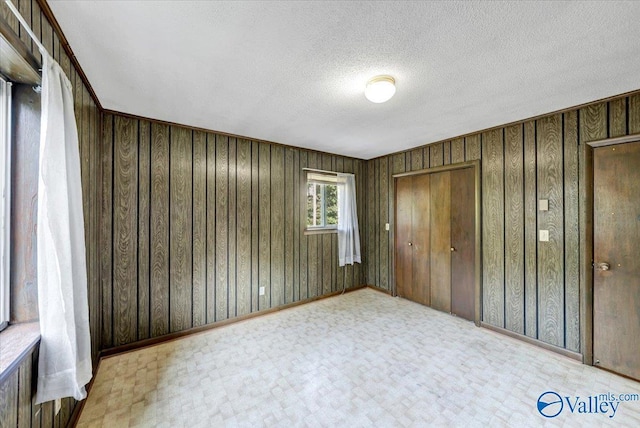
(450, 247, 456, 252)
(408, 242, 413, 246)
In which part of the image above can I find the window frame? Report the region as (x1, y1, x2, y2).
(0, 76, 12, 331)
(305, 171, 339, 233)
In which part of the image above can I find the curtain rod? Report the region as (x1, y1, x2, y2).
(5, 0, 46, 54)
(303, 168, 354, 176)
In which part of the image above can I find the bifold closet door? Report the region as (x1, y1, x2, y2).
(395, 174, 430, 306)
(450, 168, 475, 321)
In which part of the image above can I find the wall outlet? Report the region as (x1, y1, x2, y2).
(539, 230, 549, 242)
(539, 199, 549, 211)
(385, 223, 390, 231)
(259, 286, 265, 296)
(55, 398, 61, 415)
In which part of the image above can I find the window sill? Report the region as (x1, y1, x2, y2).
(0, 322, 40, 383)
(304, 228, 338, 236)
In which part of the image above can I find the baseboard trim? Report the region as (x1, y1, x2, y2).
(480, 322, 583, 362)
(99, 285, 367, 359)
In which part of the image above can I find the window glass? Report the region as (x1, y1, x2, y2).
(306, 172, 338, 230)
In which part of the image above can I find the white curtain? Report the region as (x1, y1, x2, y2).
(337, 173, 361, 266)
(36, 49, 92, 404)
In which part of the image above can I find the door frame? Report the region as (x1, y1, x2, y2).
(391, 160, 482, 326)
(581, 132, 640, 366)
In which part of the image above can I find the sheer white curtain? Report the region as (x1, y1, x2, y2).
(337, 173, 361, 266)
(36, 49, 92, 404)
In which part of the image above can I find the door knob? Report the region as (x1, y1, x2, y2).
(450, 247, 456, 252)
(408, 242, 413, 246)
(595, 262, 610, 271)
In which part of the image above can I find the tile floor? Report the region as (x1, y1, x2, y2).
(78, 288, 640, 427)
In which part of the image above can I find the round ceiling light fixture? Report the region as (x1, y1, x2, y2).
(365, 75, 396, 103)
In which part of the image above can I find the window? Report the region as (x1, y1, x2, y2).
(306, 172, 338, 231)
(0, 76, 11, 331)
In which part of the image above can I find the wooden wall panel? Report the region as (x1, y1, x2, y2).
(169, 127, 193, 331)
(299, 151, 309, 298)
(215, 135, 229, 319)
(465, 134, 481, 161)
(481, 129, 505, 328)
(137, 121, 151, 340)
(564, 111, 580, 352)
(271, 146, 286, 305)
(236, 139, 252, 315)
(536, 114, 564, 347)
(112, 115, 138, 346)
(284, 148, 295, 301)
(523, 121, 538, 339)
(150, 124, 170, 337)
(608, 98, 627, 138)
(451, 138, 465, 164)
(410, 148, 423, 171)
(379, 157, 389, 289)
(504, 124, 525, 334)
(630, 94, 640, 133)
(430, 142, 444, 168)
(258, 143, 271, 307)
(192, 131, 207, 327)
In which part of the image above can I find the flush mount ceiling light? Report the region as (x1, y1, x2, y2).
(365, 75, 396, 103)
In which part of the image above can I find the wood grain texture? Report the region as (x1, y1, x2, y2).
(564, 111, 580, 352)
(293, 149, 301, 298)
(395, 176, 414, 301)
(258, 143, 271, 307)
(251, 141, 260, 311)
(429, 143, 444, 168)
(215, 134, 229, 319)
(306, 152, 319, 297)
(150, 123, 170, 337)
(536, 114, 564, 347)
(443, 141, 451, 165)
(451, 138, 465, 164)
(0, 370, 18, 427)
(523, 120, 538, 339)
(17, 357, 31, 428)
(271, 146, 286, 305)
(366, 160, 376, 284)
(429, 171, 451, 313)
(206, 134, 217, 322)
(410, 148, 423, 171)
(630, 94, 640, 134)
(137, 121, 150, 340)
(113, 115, 138, 346)
(579, 102, 607, 144)
(227, 138, 237, 318)
(608, 98, 627, 138)
(379, 157, 389, 289)
(321, 155, 333, 295)
(192, 131, 207, 327)
(299, 151, 309, 298)
(170, 126, 193, 332)
(412, 174, 431, 306)
(465, 134, 481, 161)
(9, 84, 40, 322)
(285, 148, 295, 300)
(481, 129, 505, 327)
(504, 124, 525, 334)
(236, 139, 252, 315)
(101, 114, 114, 347)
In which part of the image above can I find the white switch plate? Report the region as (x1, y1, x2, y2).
(539, 199, 549, 211)
(259, 286, 265, 296)
(539, 230, 549, 242)
(385, 223, 390, 231)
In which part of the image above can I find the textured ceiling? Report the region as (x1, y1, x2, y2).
(48, 1, 640, 159)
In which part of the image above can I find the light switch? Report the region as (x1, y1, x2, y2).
(539, 230, 549, 242)
(385, 223, 390, 231)
(539, 199, 549, 211)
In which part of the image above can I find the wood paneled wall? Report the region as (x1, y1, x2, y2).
(1, 1, 102, 426)
(100, 113, 366, 348)
(365, 92, 640, 354)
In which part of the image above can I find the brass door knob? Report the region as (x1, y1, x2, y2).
(595, 262, 610, 271)
(408, 242, 413, 246)
(450, 247, 456, 252)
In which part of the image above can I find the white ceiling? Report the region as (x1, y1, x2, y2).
(48, 1, 640, 159)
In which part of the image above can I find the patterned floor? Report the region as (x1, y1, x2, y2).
(78, 288, 640, 427)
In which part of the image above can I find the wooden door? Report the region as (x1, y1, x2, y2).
(450, 168, 476, 321)
(593, 141, 640, 380)
(429, 171, 451, 312)
(395, 174, 431, 306)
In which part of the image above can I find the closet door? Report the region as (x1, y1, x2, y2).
(395, 174, 430, 306)
(429, 171, 451, 312)
(450, 168, 476, 321)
